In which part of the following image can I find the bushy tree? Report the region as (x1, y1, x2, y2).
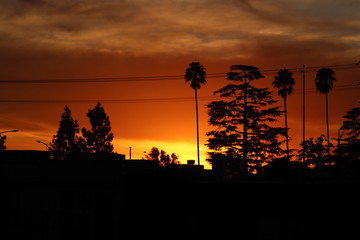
(144, 147, 160, 162)
(298, 135, 333, 166)
(144, 147, 179, 166)
(81, 102, 114, 153)
(50, 106, 80, 160)
(207, 65, 285, 175)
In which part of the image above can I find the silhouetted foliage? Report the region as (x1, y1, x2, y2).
(184, 62, 207, 90)
(298, 135, 334, 166)
(184, 61, 207, 165)
(315, 68, 336, 94)
(160, 150, 180, 166)
(315, 68, 336, 155)
(50, 106, 80, 160)
(337, 105, 360, 161)
(144, 147, 179, 166)
(81, 102, 114, 153)
(273, 69, 295, 160)
(144, 147, 160, 162)
(207, 65, 285, 175)
(0, 134, 6, 151)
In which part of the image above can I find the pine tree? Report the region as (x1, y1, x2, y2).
(50, 106, 80, 160)
(81, 102, 114, 153)
(337, 105, 360, 161)
(206, 65, 285, 175)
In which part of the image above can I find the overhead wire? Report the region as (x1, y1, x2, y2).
(0, 62, 358, 84)
(0, 84, 357, 104)
(0, 62, 358, 104)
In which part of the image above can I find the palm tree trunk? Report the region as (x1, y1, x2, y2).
(284, 96, 290, 161)
(194, 88, 200, 165)
(325, 93, 330, 155)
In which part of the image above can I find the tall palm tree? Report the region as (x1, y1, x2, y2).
(273, 69, 295, 161)
(184, 62, 207, 165)
(315, 67, 336, 155)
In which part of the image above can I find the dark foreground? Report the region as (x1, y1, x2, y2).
(1, 168, 359, 240)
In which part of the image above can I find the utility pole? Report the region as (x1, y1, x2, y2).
(301, 65, 306, 162)
(129, 147, 132, 160)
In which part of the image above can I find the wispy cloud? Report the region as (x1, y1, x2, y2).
(0, 0, 359, 59)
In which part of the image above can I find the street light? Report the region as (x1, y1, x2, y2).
(0, 130, 19, 134)
(36, 141, 58, 161)
(36, 140, 50, 150)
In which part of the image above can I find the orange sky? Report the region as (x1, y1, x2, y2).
(0, 0, 359, 168)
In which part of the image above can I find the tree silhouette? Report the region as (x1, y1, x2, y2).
(207, 65, 285, 175)
(160, 150, 180, 166)
(315, 68, 336, 155)
(0, 134, 6, 151)
(81, 102, 114, 153)
(50, 106, 80, 160)
(144, 147, 179, 166)
(144, 147, 160, 163)
(298, 135, 333, 166)
(337, 105, 360, 160)
(273, 69, 295, 161)
(184, 62, 207, 166)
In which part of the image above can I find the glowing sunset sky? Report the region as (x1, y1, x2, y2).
(0, 0, 359, 168)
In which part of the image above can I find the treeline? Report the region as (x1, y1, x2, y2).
(49, 102, 114, 161)
(0, 62, 358, 177)
(198, 63, 359, 177)
(184, 62, 358, 177)
(46, 104, 180, 166)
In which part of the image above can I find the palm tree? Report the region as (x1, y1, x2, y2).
(273, 69, 295, 161)
(184, 62, 207, 165)
(315, 67, 336, 155)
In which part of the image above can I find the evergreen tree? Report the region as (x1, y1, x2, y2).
(206, 65, 285, 175)
(50, 106, 80, 160)
(0, 134, 6, 151)
(81, 102, 114, 153)
(337, 105, 360, 160)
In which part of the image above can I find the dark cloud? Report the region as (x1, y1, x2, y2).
(0, 0, 358, 59)
(250, 37, 354, 65)
(228, 0, 294, 25)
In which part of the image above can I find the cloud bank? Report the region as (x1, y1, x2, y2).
(0, 0, 359, 59)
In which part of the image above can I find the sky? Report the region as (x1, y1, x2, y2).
(0, 0, 359, 168)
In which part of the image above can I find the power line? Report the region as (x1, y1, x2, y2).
(0, 84, 357, 104)
(0, 96, 216, 104)
(0, 62, 358, 84)
(0, 72, 225, 84)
